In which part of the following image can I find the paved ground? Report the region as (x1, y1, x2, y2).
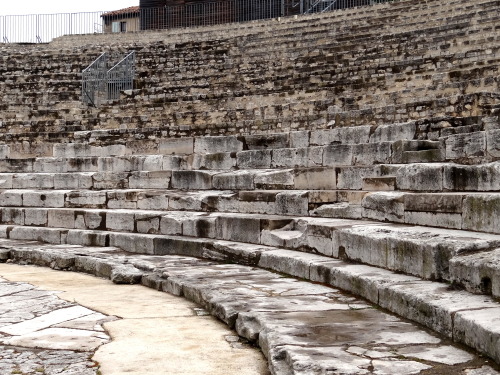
(0, 263, 270, 375)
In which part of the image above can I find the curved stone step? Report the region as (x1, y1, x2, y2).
(1, 235, 500, 368)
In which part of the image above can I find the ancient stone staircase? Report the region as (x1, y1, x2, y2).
(0, 0, 500, 372)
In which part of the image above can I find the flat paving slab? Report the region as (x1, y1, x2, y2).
(0, 263, 270, 375)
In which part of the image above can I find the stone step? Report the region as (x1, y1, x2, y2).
(1, 231, 500, 366)
(2, 207, 500, 293)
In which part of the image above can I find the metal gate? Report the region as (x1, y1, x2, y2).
(81, 51, 135, 107)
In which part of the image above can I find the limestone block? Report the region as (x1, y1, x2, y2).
(24, 208, 48, 226)
(236, 150, 272, 169)
(91, 144, 127, 157)
(370, 122, 416, 143)
(137, 192, 169, 210)
(23, 191, 67, 208)
(191, 153, 236, 170)
(486, 129, 500, 157)
(9, 142, 53, 159)
(378, 282, 499, 339)
(106, 211, 135, 232)
(254, 170, 294, 189)
(54, 143, 91, 158)
(213, 170, 255, 190)
(244, 133, 289, 150)
(97, 157, 132, 173)
(444, 163, 500, 191)
(48, 209, 76, 229)
(66, 191, 107, 208)
(109, 233, 155, 254)
(12, 174, 54, 189)
(449, 248, 500, 298)
(182, 215, 217, 238)
(323, 145, 353, 166)
(0, 190, 23, 206)
(1, 208, 24, 225)
(160, 212, 187, 235)
(275, 191, 309, 216)
(171, 171, 217, 190)
(216, 216, 261, 244)
(336, 191, 368, 204)
(74, 210, 105, 230)
(33, 158, 68, 173)
(136, 213, 162, 234)
(159, 138, 194, 155)
(154, 236, 205, 258)
(66, 230, 108, 247)
(194, 135, 243, 154)
(258, 249, 324, 279)
(396, 164, 445, 191)
(362, 177, 396, 191)
(111, 265, 143, 284)
(336, 167, 375, 190)
(9, 226, 62, 244)
(271, 147, 323, 168)
(454, 308, 500, 363)
(65, 157, 99, 173)
(445, 132, 486, 160)
(310, 203, 363, 220)
(361, 192, 405, 223)
(0, 145, 10, 159)
(129, 155, 161, 171)
(129, 171, 171, 189)
(462, 195, 500, 234)
(92, 172, 129, 190)
(54, 173, 93, 189)
(162, 155, 188, 170)
(404, 194, 463, 213)
(405, 211, 462, 230)
(0, 159, 33, 173)
(310, 126, 371, 146)
(294, 168, 336, 190)
(353, 143, 392, 166)
(0, 174, 13, 189)
(289, 131, 310, 148)
(107, 190, 138, 209)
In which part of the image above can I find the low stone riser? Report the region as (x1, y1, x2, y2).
(1, 207, 499, 294)
(1, 230, 500, 366)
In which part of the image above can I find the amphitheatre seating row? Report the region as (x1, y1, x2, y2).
(1, 0, 500, 369)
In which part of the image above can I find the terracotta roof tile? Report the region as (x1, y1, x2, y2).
(101, 6, 140, 17)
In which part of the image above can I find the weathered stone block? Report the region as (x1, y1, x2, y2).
(48, 209, 76, 229)
(336, 167, 375, 190)
(92, 172, 129, 190)
(289, 131, 310, 148)
(0, 174, 13, 189)
(66, 191, 107, 208)
(244, 133, 289, 150)
(237, 150, 272, 169)
(396, 164, 445, 191)
(310, 126, 371, 146)
(12, 174, 54, 189)
(294, 168, 336, 190)
(323, 145, 353, 166)
(216, 216, 261, 244)
(67, 230, 108, 247)
(171, 171, 216, 190)
(136, 213, 162, 234)
(272, 147, 323, 168)
(106, 211, 135, 232)
(23, 191, 67, 208)
(275, 191, 309, 216)
(362, 192, 405, 223)
(192, 153, 236, 170)
(159, 138, 194, 155)
(107, 190, 138, 209)
(444, 163, 500, 191)
(404, 194, 463, 213)
(445, 132, 486, 159)
(54, 173, 93, 189)
(1, 208, 24, 225)
(109, 233, 155, 254)
(0, 190, 23, 206)
(486, 129, 500, 157)
(370, 122, 416, 143)
(194, 135, 243, 154)
(129, 171, 171, 189)
(254, 170, 294, 189)
(213, 170, 254, 190)
(352, 143, 392, 165)
(183, 215, 217, 238)
(137, 192, 169, 210)
(98, 157, 132, 173)
(462, 195, 500, 234)
(405, 211, 462, 230)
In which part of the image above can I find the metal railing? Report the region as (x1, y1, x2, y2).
(0, 0, 398, 43)
(82, 51, 135, 107)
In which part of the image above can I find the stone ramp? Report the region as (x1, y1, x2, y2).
(1, 240, 499, 375)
